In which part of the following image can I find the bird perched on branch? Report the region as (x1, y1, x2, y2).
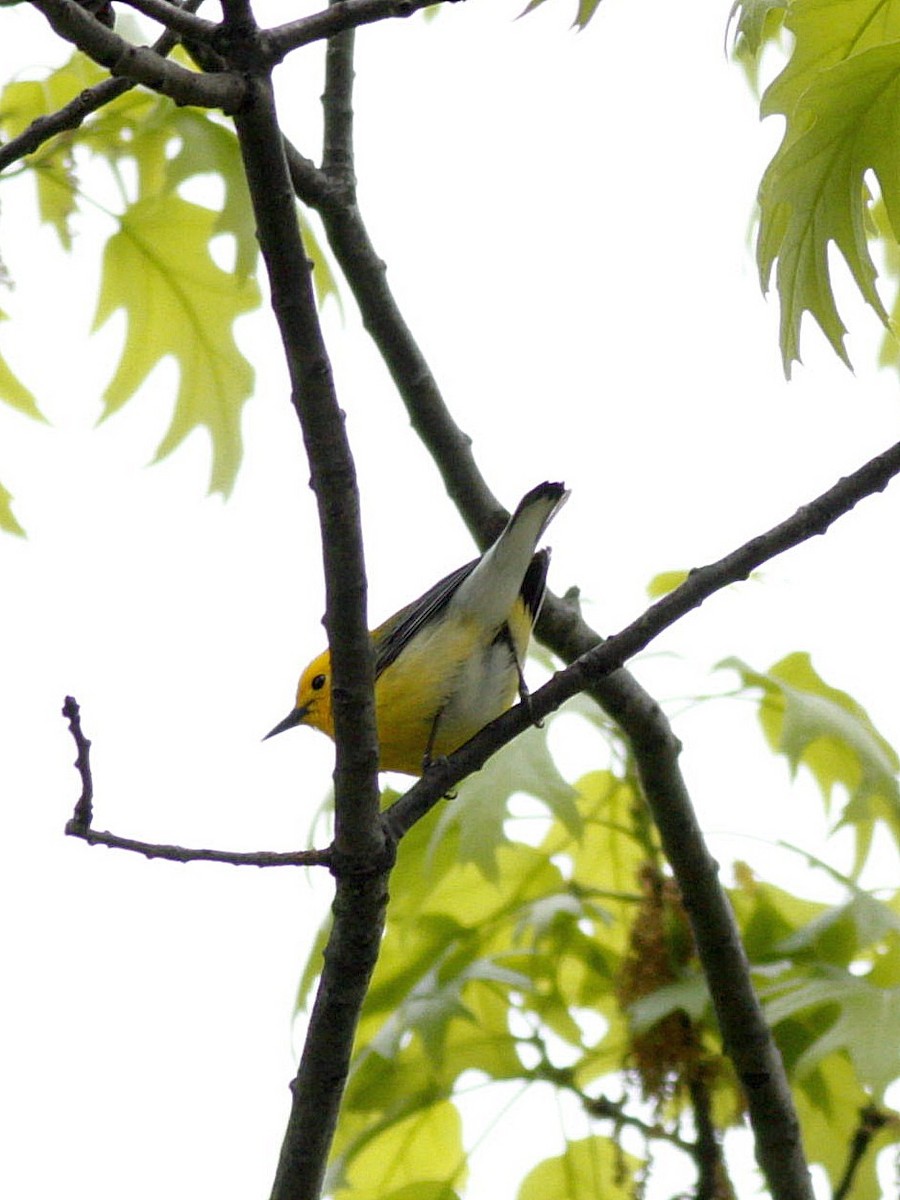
(265, 481, 569, 775)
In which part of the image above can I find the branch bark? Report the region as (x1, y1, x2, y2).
(28, 0, 246, 110)
(266, 0, 462, 62)
(217, 5, 387, 1197)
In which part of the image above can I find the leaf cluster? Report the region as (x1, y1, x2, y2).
(297, 655, 900, 1198)
(0, 48, 339, 522)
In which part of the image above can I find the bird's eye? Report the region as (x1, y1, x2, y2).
(311, 673, 327, 691)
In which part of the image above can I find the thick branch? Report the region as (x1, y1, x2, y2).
(222, 10, 386, 1197)
(28, 0, 246, 111)
(228, 37, 380, 858)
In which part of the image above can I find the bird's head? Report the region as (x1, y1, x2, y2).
(264, 649, 334, 741)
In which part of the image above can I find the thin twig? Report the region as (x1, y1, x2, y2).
(833, 1105, 895, 1200)
(689, 1072, 733, 1200)
(62, 695, 94, 830)
(266, 0, 461, 63)
(61, 694, 332, 867)
(66, 825, 333, 868)
(111, 0, 215, 39)
(532, 1059, 695, 1156)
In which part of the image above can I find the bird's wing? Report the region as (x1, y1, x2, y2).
(372, 557, 479, 679)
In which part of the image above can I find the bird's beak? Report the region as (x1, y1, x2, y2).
(263, 705, 309, 741)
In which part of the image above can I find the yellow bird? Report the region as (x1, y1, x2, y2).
(265, 481, 568, 775)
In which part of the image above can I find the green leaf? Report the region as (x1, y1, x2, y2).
(765, 967, 900, 1096)
(519, 0, 602, 28)
(762, 0, 900, 121)
(165, 110, 260, 283)
(627, 973, 710, 1031)
(729, 0, 788, 66)
(428, 718, 581, 879)
(518, 1136, 644, 1200)
(92, 193, 260, 496)
(645, 569, 689, 598)
(0, 478, 25, 537)
(0, 52, 107, 247)
(755, 1, 900, 371)
(329, 1099, 466, 1200)
(720, 652, 900, 871)
(0, 312, 43, 421)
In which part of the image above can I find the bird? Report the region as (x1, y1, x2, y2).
(265, 481, 568, 775)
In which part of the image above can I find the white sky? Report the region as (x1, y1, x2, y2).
(2, 1, 899, 1197)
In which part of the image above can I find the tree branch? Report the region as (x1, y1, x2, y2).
(321, 8, 356, 186)
(266, 0, 461, 63)
(61, 695, 332, 867)
(218, 6, 387, 1196)
(0, 0, 207, 173)
(27, 0, 246, 111)
(67, 825, 333, 867)
(113, 0, 216, 39)
(833, 1105, 896, 1200)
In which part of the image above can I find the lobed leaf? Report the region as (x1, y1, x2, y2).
(328, 1099, 466, 1200)
(720, 652, 900, 871)
(753, 0, 900, 371)
(765, 967, 900, 1096)
(427, 718, 581, 879)
(92, 193, 260, 496)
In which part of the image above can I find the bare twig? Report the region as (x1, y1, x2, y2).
(531, 1058, 695, 1156)
(689, 1073, 734, 1200)
(111, 0, 215, 39)
(66, 825, 333, 868)
(833, 1105, 896, 1200)
(266, 0, 461, 63)
(62, 695, 93, 830)
(61, 694, 331, 867)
